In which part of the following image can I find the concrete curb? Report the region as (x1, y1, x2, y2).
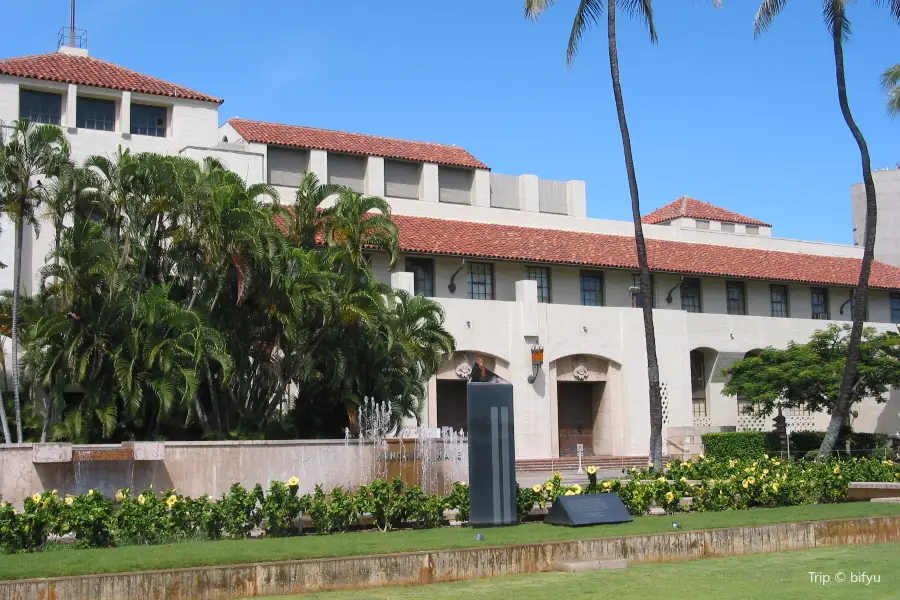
(1, 515, 899, 600)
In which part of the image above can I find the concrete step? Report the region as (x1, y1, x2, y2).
(550, 559, 628, 572)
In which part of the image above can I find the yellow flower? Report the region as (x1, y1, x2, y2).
(648, 462, 654, 468)
(461, 482, 468, 487)
(545, 482, 554, 491)
(631, 467, 637, 473)
(895, 473, 899, 479)
(748, 477, 756, 485)
(87, 489, 94, 496)
(666, 462, 672, 469)
(565, 490, 575, 496)
(115, 491, 125, 503)
(166, 494, 177, 508)
(657, 476, 666, 483)
(572, 485, 582, 494)
(680, 462, 690, 468)
(42, 499, 50, 509)
(31, 493, 41, 503)
(586, 466, 597, 475)
(554, 472, 563, 481)
(680, 477, 687, 483)
(772, 483, 779, 492)
(750, 467, 756, 472)
(773, 460, 781, 466)
(729, 460, 736, 467)
(742, 480, 749, 489)
(51, 490, 58, 495)
(287, 476, 300, 487)
(699, 454, 706, 460)
(764, 454, 769, 459)
(602, 481, 611, 489)
(781, 474, 787, 481)
(64, 496, 74, 506)
(532, 485, 542, 493)
(138, 494, 146, 505)
(882, 459, 894, 466)
(665, 492, 675, 502)
(833, 466, 841, 474)
(762, 469, 769, 475)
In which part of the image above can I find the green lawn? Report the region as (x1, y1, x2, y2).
(1, 502, 899, 581)
(269, 542, 900, 600)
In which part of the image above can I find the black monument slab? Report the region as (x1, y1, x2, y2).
(467, 374, 517, 527)
(544, 493, 633, 527)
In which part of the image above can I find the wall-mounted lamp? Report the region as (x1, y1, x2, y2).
(582, 326, 588, 333)
(466, 321, 471, 328)
(527, 342, 544, 384)
(448, 259, 466, 294)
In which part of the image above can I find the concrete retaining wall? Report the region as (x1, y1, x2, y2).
(2, 515, 898, 600)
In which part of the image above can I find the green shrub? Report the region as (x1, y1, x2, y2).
(63, 489, 114, 548)
(401, 486, 445, 529)
(112, 488, 171, 544)
(702, 432, 768, 459)
(357, 477, 406, 532)
(258, 480, 302, 538)
(444, 482, 470, 522)
(217, 483, 262, 539)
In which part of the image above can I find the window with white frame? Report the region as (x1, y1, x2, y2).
(467, 262, 494, 300)
(525, 266, 551, 303)
(770, 284, 789, 318)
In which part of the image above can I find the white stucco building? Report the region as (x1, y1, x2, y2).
(2, 46, 900, 461)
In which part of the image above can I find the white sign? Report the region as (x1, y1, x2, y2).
(576, 444, 584, 474)
(576, 444, 584, 457)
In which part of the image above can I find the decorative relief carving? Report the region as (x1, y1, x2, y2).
(455, 362, 472, 379)
(573, 365, 589, 381)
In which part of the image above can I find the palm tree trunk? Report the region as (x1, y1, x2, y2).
(0, 357, 12, 444)
(607, 1, 663, 466)
(819, 25, 877, 458)
(12, 204, 25, 444)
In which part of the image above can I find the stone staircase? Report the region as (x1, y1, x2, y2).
(515, 456, 670, 474)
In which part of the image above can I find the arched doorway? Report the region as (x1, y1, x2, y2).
(551, 354, 622, 457)
(431, 352, 510, 432)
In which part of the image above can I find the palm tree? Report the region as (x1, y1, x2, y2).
(755, 2, 900, 456)
(0, 119, 70, 442)
(276, 172, 347, 249)
(881, 63, 900, 116)
(524, 0, 683, 466)
(324, 190, 399, 272)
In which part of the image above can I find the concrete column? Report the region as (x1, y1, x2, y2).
(567, 180, 586, 217)
(391, 271, 415, 296)
(473, 169, 490, 208)
(366, 156, 384, 197)
(521, 174, 540, 213)
(516, 279, 538, 337)
(422, 163, 439, 202)
(120, 91, 131, 136)
(64, 83, 77, 130)
(309, 149, 328, 184)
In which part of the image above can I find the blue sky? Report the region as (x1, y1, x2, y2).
(3, 1, 898, 244)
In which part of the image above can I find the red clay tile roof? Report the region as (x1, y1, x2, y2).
(389, 215, 900, 290)
(643, 196, 772, 227)
(229, 118, 488, 170)
(0, 52, 222, 104)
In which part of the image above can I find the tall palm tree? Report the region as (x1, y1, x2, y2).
(324, 190, 399, 272)
(0, 119, 69, 442)
(276, 172, 347, 249)
(755, 1, 900, 456)
(881, 63, 900, 116)
(524, 0, 675, 465)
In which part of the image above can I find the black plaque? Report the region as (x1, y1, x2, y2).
(544, 494, 633, 527)
(467, 380, 518, 527)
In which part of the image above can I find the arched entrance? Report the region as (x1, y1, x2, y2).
(551, 354, 622, 457)
(431, 352, 510, 432)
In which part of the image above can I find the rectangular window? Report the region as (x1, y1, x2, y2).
(695, 219, 710, 230)
(726, 281, 746, 315)
(690, 351, 706, 393)
(745, 225, 760, 235)
(681, 278, 702, 313)
(580, 271, 604, 307)
(130, 103, 167, 137)
(891, 293, 900, 324)
(467, 262, 493, 300)
(384, 160, 422, 199)
(267, 147, 309, 187)
(19, 89, 62, 125)
(76, 96, 115, 131)
(632, 273, 654, 308)
(525, 266, 551, 303)
(328, 153, 366, 193)
(438, 166, 474, 204)
(770, 284, 789, 318)
(811, 287, 829, 320)
(405, 258, 434, 297)
(721, 222, 735, 233)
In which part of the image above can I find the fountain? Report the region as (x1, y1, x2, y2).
(32, 442, 165, 498)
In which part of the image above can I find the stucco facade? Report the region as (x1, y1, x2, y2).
(2, 47, 900, 460)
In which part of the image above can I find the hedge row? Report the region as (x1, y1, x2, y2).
(701, 430, 894, 460)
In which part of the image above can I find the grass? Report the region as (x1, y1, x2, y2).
(0, 502, 899, 581)
(267, 542, 900, 600)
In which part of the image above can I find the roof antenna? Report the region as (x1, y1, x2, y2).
(69, 0, 76, 47)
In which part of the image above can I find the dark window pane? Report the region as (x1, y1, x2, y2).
(405, 258, 434, 297)
(76, 97, 115, 131)
(726, 281, 746, 315)
(580, 271, 603, 306)
(891, 293, 900, 325)
(19, 90, 62, 125)
(681, 278, 702, 313)
(526, 266, 551, 303)
(467, 262, 493, 300)
(811, 288, 829, 320)
(770, 284, 788, 318)
(131, 103, 167, 137)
